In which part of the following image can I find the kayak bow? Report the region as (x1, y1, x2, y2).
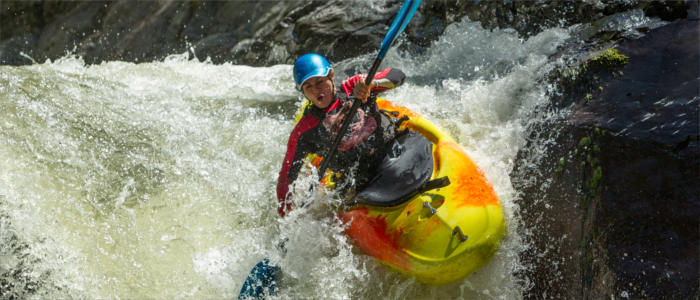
(337, 98, 507, 285)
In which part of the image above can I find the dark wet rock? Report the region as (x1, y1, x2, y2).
(0, 34, 37, 65)
(0, 1, 76, 39)
(555, 20, 698, 144)
(428, 0, 691, 38)
(229, 1, 408, 66)
(1, 0, 694, 66)
(512, 19, 699, 299)
(0, 1, 75, 64)
(0, 0, 283, 65)
(192, 32, 238, 62)
(34, 1, 109, 63)
(643, 0, 691, 21)
(232, 0, 695, 66)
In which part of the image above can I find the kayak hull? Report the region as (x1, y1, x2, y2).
(338, 98, 506, 286)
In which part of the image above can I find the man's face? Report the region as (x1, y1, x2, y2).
(302, 70, 334, 109)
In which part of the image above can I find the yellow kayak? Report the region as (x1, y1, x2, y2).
(334, 98, 506, 285)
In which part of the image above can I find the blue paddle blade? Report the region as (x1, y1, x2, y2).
(377, 0, 422, 59)
(238, 259, 281, 300)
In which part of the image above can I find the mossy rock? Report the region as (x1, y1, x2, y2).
(589, 48, 629, 71)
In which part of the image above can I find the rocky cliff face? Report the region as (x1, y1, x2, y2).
(512, 18, 699, 299)
(0, 1, 284, 64)
(1, 0, 693, 66)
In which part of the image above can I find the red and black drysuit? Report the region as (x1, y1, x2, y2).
(276, 68, 406, 217)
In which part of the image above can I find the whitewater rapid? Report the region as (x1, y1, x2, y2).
(0, 19, 570, 299)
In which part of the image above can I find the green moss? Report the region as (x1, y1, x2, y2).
(578, 137, 592, 148)
(590, 48, 629, 70)
(555, 157, 565, 174)
(589, 166, 603, 191)
(576, 133, 604, 206)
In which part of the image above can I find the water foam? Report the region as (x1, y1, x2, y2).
(0, 18, 572, 299)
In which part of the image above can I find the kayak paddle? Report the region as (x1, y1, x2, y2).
(239, 1, 421, 298)
(318, 0, 422, 179)
(238, 258, 280, 299)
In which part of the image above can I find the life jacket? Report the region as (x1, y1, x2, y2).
(296, 92, 400, 192)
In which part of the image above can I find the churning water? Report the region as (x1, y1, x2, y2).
(0, 19, 570, 299)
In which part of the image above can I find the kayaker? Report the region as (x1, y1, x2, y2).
(276, 53, 405, 217)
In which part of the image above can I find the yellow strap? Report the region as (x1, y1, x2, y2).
(294, 100, 313, 123)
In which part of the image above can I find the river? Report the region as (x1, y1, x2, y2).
(1, 19, 571, 299)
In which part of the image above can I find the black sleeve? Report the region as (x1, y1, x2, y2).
(384, 68, 405, 87)
(373, 68, 405, 91)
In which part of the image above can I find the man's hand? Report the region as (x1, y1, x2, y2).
(353, 78, 375, 103)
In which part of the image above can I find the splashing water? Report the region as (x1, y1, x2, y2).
(0, 19, 571, 299)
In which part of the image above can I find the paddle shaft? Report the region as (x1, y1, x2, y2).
(239, 1, 421, 298)
(317, 58, 382, 179)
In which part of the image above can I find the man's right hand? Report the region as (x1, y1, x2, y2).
(353, 78, 375, 103)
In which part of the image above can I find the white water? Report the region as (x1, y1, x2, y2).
(0, 19, 570, 299)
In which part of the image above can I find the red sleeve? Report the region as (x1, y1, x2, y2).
(276, 115, 319, 217)
(341, 68, 396, 96)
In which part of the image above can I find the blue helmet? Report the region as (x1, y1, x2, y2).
(293, 53, 332, 90)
